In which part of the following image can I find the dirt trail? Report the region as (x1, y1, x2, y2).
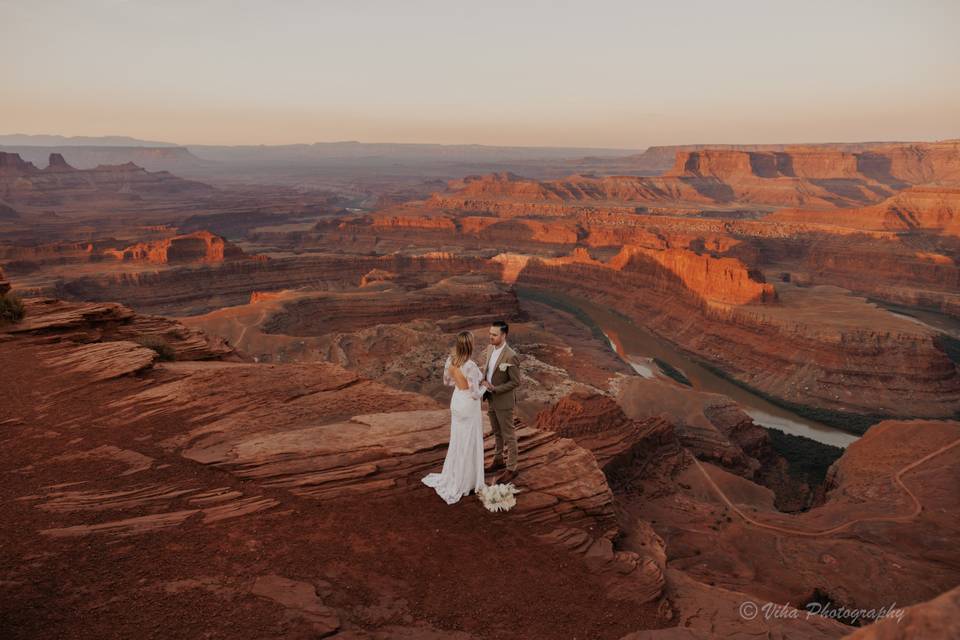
(692, 436, 960, 537)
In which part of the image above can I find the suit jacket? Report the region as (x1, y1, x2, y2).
(483, 344, 521, 411)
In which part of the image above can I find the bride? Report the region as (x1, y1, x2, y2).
(421, 330, 486, 504)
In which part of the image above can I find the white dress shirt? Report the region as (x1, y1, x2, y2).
(486, 343, 506, 385)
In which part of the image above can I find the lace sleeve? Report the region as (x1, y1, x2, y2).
(465, 360, 484, 400)
(443, 355, 454, 387)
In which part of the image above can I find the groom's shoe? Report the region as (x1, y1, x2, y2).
(485, 459, 505, 473)
(497, 469, 518, 484)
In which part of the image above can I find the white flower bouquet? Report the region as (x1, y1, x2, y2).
(477, 482, 521, 512)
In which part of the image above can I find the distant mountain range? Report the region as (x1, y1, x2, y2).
(0, 134, 180, 147)
(4, 134, 950, 184)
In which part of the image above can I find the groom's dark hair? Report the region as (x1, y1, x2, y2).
(492, 320, 509, 335)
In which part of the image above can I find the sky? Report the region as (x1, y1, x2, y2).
(2, 0, 958, 148)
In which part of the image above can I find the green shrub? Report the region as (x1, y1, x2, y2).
(135, 335, 176, 361)
(767, 429, 844, 485)
(0, 293, 25, 325)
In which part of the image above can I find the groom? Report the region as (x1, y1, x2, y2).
(481, 320, 521, 484)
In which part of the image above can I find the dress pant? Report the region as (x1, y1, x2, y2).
(488, 406, 517, 471)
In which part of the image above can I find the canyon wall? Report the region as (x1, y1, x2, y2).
(432, 166, 890, 211)
(102, 231, 246, 264)
(768, 186, 960, 234)
(670, 141, 960, 186)
(262, 275, 523, 336)
(51, 253, 487, 315)
(495, 246, 775, 307)
(509, 255, 960, 422)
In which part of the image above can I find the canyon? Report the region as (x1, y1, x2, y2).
(2, 138, 959, 639)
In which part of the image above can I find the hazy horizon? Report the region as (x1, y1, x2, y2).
(3, 0, 959, 148)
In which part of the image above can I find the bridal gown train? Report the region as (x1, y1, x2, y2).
(421, 357, 486, 504)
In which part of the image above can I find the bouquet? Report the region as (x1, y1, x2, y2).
(477, 483, 521, 513)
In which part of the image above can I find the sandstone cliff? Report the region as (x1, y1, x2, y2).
(102, 230, 246, 264)
(261, 275, 524, 336)
(614, 141, 905, 174)
(495, 245, 775, 308)
(431, 166, 891, 212)
(769, 185, 960, 234)
(0, 151, 214, 208)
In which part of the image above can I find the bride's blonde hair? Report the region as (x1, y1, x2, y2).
(451, 331, 474, 367)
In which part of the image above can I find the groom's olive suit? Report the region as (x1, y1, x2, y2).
(483, 344, 521, 471)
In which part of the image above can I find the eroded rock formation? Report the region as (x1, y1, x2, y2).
(102, 230, 246, 264)
(0, 151, 214, 208)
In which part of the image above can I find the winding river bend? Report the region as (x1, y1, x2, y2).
(517, 288, 859, 448)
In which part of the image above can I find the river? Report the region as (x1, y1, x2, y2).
(517, 288, 859, 448)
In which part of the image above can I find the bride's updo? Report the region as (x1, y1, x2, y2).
(451, 331, 473, 367)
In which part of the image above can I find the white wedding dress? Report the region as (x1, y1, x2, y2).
(421, 357, 486, 504)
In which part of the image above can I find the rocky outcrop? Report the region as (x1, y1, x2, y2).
(0, 265, 9, 295)
(533, 392, 675, 472)
(841, 585, 960, 640)
(860, 140, 960, 185)
(430, 172, 729, 211)
(769, 185, 960, 234)
(669, 149, 857, 180)
(0, 152, 214, 207)
(311, 209, 582, 253)
(616, 246, 776, 305)
(615, 378, 765, 476)
(309, 206, 896, 263)
(612, 141, 904, 175)
(262, 274, 523, 336)
(359, 268, 397, 287)
(495, 245, 775, 307)
(0, 151, 36, 174)
(102, 230, 246, 264)
(44, 153, 74, 172)
(670, 141, 960, 187)
(0, 240, 98, 262)
(0, 144, 206, 173)
(52, 252, 486, 316)
(619, 569, 849, 639)
(432, 162, 893, 212)
(7, 297, 235, 362)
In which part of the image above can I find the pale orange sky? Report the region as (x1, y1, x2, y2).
(2, 0, 958, 147)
